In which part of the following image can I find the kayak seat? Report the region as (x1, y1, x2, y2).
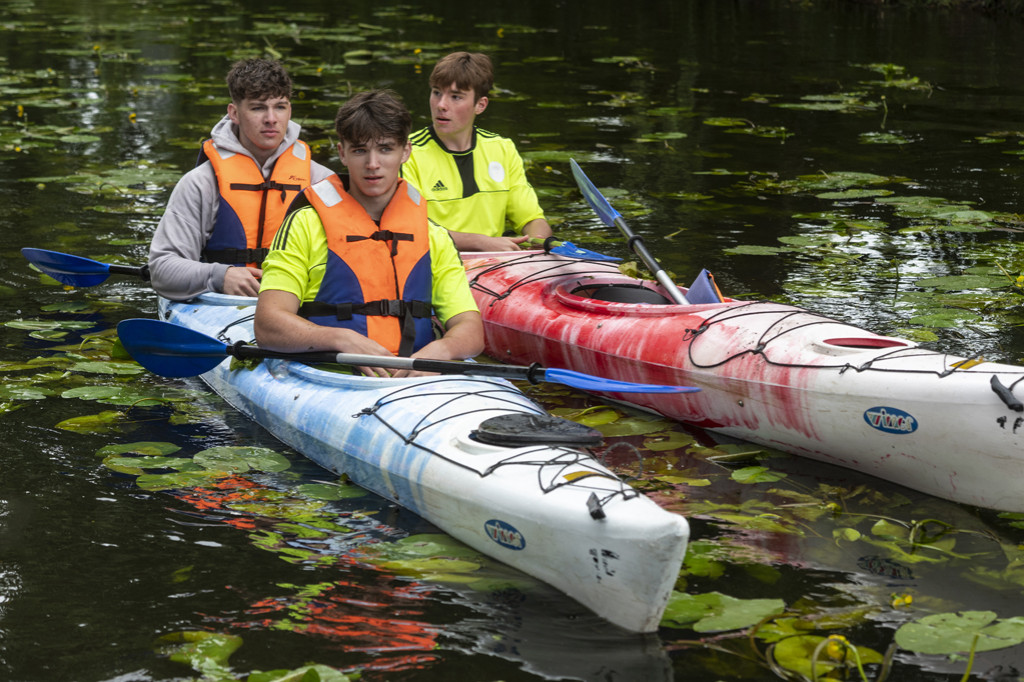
(686, 269, 725, 305)
(573, 283, 674, 305)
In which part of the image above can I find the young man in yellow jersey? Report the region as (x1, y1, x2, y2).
(402, 52, 553, 252)
(254, 89, 483, 377)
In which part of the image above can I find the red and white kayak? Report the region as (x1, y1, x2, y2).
(464, 250, 1024, 512)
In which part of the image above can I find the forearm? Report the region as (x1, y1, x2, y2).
(522, 218, 553, 240)
(149, 254, 228, 300)
(413, 311, 484, 361)
(254, 290, 391, 356)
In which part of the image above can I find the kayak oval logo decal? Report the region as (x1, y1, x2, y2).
(863, 406, 917, 434)
(484, 519, 525, 550)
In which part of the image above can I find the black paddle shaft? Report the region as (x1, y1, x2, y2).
(227, 341, 547, 382)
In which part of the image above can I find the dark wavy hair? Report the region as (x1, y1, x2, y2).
(334, 89, 412, 146)
(226, 58, 292, 102)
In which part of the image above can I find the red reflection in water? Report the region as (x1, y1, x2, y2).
(172, 477, 444, 671)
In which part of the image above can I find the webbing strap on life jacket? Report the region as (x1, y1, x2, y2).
(346, 230, 414, 257)
(202, 179, 303, 267)
(229, 179, 302, 203)
(298, 299, 433, 357)
(200, 247, 270, 266)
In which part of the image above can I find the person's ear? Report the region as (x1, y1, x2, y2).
(227, 101, 239, 125)
(475, 96, 488, 115)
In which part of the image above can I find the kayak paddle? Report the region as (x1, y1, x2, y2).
(524, 237, 621, 262)
(22, 248, 149, 287)
(117, 318, 700, 394)
(569, 159, 689, 304)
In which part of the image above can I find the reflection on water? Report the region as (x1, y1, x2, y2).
(4, 0, 1024, 680)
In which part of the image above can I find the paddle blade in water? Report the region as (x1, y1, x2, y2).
(570, 159, 621, 227)
(542, 367, 699, 394)
(117, 318, 229, 377)
(22, 248, 111, 287)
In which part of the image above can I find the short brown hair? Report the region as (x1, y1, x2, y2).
(334, 89, 412, 146)
(428, 52, 494, 100)
(226, 58, 292, 102)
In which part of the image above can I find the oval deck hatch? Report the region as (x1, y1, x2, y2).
(824, 337, 909, 349)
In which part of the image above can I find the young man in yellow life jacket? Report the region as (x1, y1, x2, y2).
(402, 52, 553, 252)
(254, 89, 484, 378)
(149, 58, 334, 300)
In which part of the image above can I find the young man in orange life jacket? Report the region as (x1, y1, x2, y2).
(149, 58, 333, 300)
(254, 89, 484, 378)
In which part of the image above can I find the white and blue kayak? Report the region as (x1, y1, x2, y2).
(146, 293, 689, 633)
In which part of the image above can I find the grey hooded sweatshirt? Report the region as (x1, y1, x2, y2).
(148, 115, 333, 300)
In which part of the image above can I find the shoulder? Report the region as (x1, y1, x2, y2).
(168, 162, 216, 199)
(475, 128, 520, 156)
(310, 159, 335, 183)
(475, 128, 514, 145)
(409, 126, 434, 148)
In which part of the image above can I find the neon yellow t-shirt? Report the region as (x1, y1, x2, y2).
(402, 126, 545, 238)
(259, 205, 478, 327)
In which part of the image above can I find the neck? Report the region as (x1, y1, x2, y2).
(437, 127, 473, 153)
(352, 184, 400, 222)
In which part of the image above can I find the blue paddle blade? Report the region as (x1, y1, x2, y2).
(548, 240, 621, 262)
(542, 368, 699, 394)
(117, 318, 230, 378)
(570, 159, 621, 228)
(22, 247, 111, 287)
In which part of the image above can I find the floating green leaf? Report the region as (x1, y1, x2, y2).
(248, 665, 353, 682)
(96, 441, 182, 457)
(731, 466, 787, 484)
(771, 635, 883, 679)
(661, 590, 785, 632)
(914, 274, 1008, 291)
(895, 611, 1024, 654)
(55, 409, 132, 434)
(136, 470, 224, 491)
(295, 482, 365, 500)
(193, 446, 291, 474)
(155, 630, 241, 675)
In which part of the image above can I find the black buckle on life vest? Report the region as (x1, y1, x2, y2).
(229, 180, 302, 202)
(378, 299, 405, 317)
(346, 230, 415, 256)
(297, 299, 432, 321)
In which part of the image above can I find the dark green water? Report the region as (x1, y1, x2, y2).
(4, 1, 1024, 680)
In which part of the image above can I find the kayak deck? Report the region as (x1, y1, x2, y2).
(464, 250, 1024, 512)
(156, 293, 689, 632)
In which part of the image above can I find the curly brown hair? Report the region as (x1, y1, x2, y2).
(226, 58, 292, 103)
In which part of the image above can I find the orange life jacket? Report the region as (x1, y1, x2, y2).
(201, 138, 312, 267)
(298, 176, 434, 356)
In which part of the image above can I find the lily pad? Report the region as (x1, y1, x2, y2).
(894, 611, 1024, 654)
(661, 590, 785, 632)
(193, 446, 291, 474)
